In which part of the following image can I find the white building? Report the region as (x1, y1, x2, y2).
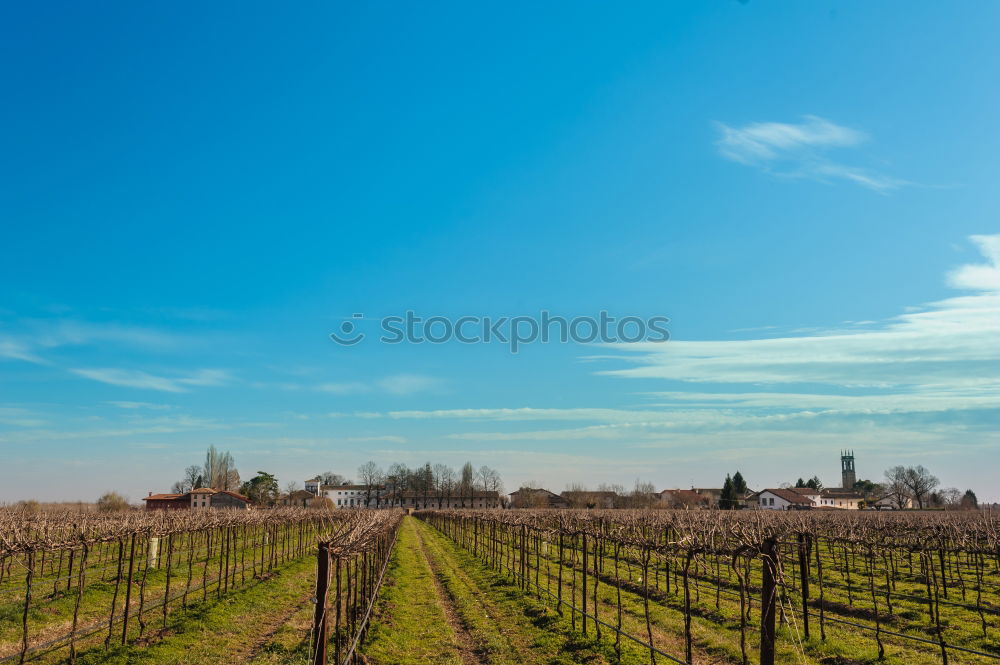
(751, 488, 816, 510)
(305, 477, 384, 508)
(873, 494, 912, 510)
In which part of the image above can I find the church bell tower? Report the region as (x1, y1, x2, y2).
(840, 450, 856, 489)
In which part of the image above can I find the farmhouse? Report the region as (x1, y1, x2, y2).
(279, 489, 316, 507)
(509, 487, 568, 509)
(691, 488, 724, 506)
(873, 494, 913, 510)
(750, 488, 815, 510)
(560, 490, 617, 509)
(658, 489, 712, 509)
(142, 487, 250, 510)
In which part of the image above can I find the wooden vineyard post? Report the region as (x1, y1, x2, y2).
(760, 538, 778, 665)
(798, 533, 810, 640)
(312, 542, 331, 665)
(582, 531, 588, 636)
(121, 532, 137, 645)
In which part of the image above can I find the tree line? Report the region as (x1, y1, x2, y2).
(311, 460, 505, 509)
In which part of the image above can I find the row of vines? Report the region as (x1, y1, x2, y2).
(417, 509, 1000, 665)
(0, 507, 391, 665)
(309, 512, 402, 665)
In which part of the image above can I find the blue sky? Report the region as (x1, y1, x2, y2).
(2, 2, 999, 502)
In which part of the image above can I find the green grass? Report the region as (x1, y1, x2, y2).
(0, 528, 305, 661)
(362, 517, 664, 665)
(429, 522, 1000, 665)
(362, 518, 465, 665)
(70, 556, 316, 665)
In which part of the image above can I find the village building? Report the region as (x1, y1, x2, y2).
(279, 489, 317, 507)
(873, 494, 913, 510)
(304, 477, 386, 508)
(382, 490, 501, 510)
(816, 488, 864, 510)
(691, 488, 724, 507)
(509, 487, 568, 509)
(142, 487, 250, 510)
(750, 488, 816, 510)
(657, 489, 712, 509)
(560, 490, 617, 509)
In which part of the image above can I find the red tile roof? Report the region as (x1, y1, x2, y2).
(755, 488, 815, 505)
(215, 490, 250, 502)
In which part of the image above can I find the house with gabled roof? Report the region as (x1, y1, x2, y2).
(749, 488, 815, 510)
(143, 488, 250, 510)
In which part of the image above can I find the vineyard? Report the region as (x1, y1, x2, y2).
(2, 508, 999, 665)
(0, 507, 400, 665)
(414, 509, 1000, 665)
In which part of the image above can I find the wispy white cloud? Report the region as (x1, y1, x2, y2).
(589, 235, 1000, 417)
(343, 435, 408, 444)
(316, 374, 443, 397)
(378, 374, 443, 395)
(717, 115, 865, 162)
(106, 401, 174, 410)
(317, 382, 372, 395)
(0, 407, 47, 428)
(71, 368, 230, 392)
(0, 338, 45, 364)
(715, 115, 907, 192)
(33, 321, 182, 350)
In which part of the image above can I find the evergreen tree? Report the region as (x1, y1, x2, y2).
(240, 471, 279, 506)
(732, 471, 747, 496)
(795, 478, 806, 488)
(721, 474, 735, 510)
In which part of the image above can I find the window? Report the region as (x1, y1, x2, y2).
(769, 497, 775, 506)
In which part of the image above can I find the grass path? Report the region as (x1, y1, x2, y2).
(361, 517, 468, 665)
(362, 517, 657, 665)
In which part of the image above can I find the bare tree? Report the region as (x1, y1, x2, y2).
(564, 483, 594, 509)
(358, 461, 384, 508)
(418, 462, 434, 509)
(172, 465, 202, 493)
(460, 461, 475, 508)
(320, 471, 350, 486)
(883, 466, 911, 510)
(477, 465, 503, 496)
(433, 464, 454, 508)
(203, 445, 238, 490)
(902, 465, 939, 509)
(931, 487, 962, 509)
(628, 479, 657, 509)
(386, 463, 410, 492)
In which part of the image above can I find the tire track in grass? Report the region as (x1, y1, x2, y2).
(414, 522, 535, 664)
(240, 592, 313, 664)
(418, 517, 745, 665)
(360, 519, 468, 665)
(412, 521, 488, 665)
